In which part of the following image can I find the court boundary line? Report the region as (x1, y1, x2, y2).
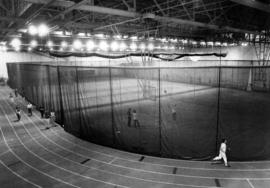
(246, 179, 255, 188)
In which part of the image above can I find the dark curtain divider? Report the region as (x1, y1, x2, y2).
(6, 62, 270, 161)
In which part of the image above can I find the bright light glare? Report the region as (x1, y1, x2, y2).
(113, 35, 121, 39)
(147, 43, 154, 51)
(15, 47, 20, 51)
(110, 41, 119, 51)
(86, 40, 95, 51)
(28, 47, 32, 51)
(61, 41, 68, 48)
(99, 41, 109, 51)
(163, 45, 168, 50)
(28, 25, 38, 35)
(11, 38, 21, 48)
(130, 36, 138, 40)
(0, 45, 7, 51)
(190, 56, 200, 62)
(38, 24, 49, 37)
(130, 43, 137, 51)
(139, 43, 146, 51)
(169, 46, 175, 50)
(241, 42, 248, 47)
(30, 40, 38, 48)
(47, 41, 53, 47)
(95, 33, 105, 39)
(119, 42, 127, 51)
(73, 39, 82, 49)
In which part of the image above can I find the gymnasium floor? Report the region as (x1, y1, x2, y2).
(1, 86, 270, 187)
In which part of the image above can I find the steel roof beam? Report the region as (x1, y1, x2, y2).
(229, 0, 270, 14)
(22, 0, 260, 35)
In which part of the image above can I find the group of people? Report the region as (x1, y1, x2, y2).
(10, 88, 56, 127)
(127, 108, 140, 127)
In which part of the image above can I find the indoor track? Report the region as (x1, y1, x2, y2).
(1, 87, 270, 188)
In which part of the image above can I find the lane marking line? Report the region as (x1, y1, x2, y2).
(247, 179, 255, 188)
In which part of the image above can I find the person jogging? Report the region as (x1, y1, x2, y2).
(212, 138, 230, 167)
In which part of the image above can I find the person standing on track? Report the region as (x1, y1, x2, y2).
(127, 108, 132, 127)
(212, 138, 230, 167)
(39, 106, 45, 118)
(27, 102, 33, 116)
(132, 109, 140, 128)
(9, 93, 14, 103)
(171, 104, 176, 121)
(49, 111, 56, 127)
(15, 106, 21, 121)
(14, 88, 18, 97)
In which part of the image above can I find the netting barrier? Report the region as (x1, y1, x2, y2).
(6, 62, 270, 161)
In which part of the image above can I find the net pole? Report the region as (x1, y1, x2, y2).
(215, 47, 222, 154)
(109, 61, 116, 146)
(57, 63, 65, 127)
(46, 65, 52, 112)
(158, 67, 162, 156)
(75, 66, 82, 138)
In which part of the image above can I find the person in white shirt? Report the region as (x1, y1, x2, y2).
(27, 103, 33, 116)
(132, 109, 140, 128)
(212, 139, 230, 167)
(49, 111, 56, 127)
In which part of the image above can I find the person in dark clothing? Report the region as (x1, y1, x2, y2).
(127, 108, 132, 127)
(39, 106, 45, 118)
(14, 89, 18, 97)
(15, 106, 21, 121)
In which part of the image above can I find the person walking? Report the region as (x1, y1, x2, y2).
(9, 93, 14, 103)
(132, 109, 140, 128)
(15, 106, 21, 121)
(212, 139, 230, 167)
(27, 103, 33, 116)
(49, 111, 56, 127)
(127, 108, 132, 127)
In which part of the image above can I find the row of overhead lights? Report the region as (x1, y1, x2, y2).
(24, 24, 240, 47)
(0, 23, 249, 52)
(0, 38, 250, 53)
(4, 38, 182, 52)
